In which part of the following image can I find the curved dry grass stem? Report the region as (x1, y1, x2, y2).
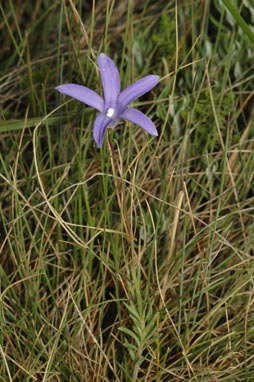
(68, 0, 96, 60)
(32, 102, 91, 250)
(0, 344, 12, 382)
(161, 190, 184, 302)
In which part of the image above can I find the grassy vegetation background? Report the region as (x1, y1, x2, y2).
(1, 0, 254, 381)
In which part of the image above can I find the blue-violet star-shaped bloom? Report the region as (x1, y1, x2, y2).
(56, 53, 160, 147)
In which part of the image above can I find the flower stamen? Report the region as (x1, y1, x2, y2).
(106, 108, 115, 118)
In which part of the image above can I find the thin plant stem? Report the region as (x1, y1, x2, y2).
(107, 133, 132, 245)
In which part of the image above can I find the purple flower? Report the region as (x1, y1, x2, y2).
(56, 53, 159, 147)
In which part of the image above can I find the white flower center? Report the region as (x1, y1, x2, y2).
(106, 108, 115, 118)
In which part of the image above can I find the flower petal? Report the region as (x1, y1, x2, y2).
(93, 113, 112, 147)
(117, 75, 160, 112)
(120, 108, 158, 136)
(98, 53, 120, 108)
(56, 84, 104, 112)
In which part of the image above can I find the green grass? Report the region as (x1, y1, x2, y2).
(1, 0, 254, 381)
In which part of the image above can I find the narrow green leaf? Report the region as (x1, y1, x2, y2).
(0, 116, 60, 132)
(119, 327, 140, 346)
(124, 302, 140, 321)
(222, 0, 254, 44)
